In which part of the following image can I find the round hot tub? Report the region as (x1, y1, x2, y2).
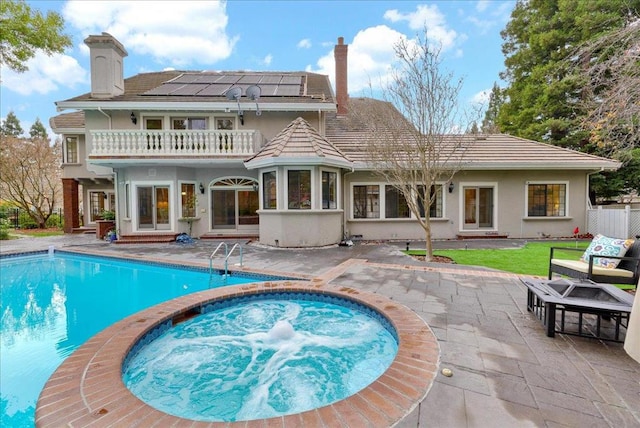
(36, 281, 439, 426)
(122, 292, 398, 422)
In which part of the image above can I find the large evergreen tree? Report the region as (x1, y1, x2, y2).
(29, 117, 48, 139)
(481, 82, 504, 133)
(498, 0, 637, 150)
(0, 111, 24, 137)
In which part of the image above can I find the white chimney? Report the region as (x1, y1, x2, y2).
(84, 32, 127, 99)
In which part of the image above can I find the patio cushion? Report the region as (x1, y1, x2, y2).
(551, 259, 635, 278)
(580, 234, 635, 269)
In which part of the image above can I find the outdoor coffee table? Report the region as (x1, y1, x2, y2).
(521, 278, 634, 342)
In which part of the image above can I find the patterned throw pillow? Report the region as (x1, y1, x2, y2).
(580, 234, 635, 269)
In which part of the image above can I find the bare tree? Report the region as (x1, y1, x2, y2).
(575, 17, 640, 153)
(350, 33, 475, 261)
(0, 135, 61, 228)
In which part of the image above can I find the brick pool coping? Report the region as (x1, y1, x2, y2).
(36, 279, 439, 427)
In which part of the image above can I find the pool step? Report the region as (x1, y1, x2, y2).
(114, 234, 179, 244)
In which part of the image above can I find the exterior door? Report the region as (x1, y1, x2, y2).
(210, 178, 259, 231)
(138, 185, 170, 230)
(463, 187, 493, 229)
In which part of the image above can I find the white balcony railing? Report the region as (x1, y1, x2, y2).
(90, 130, 261, 157)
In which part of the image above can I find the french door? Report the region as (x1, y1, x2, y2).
(463, 187, 494, 229)
(138, 186, 170, 230)
(211, 181, 259, 231)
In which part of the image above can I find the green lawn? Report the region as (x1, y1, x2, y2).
(406, 241, 590, 277)
(11, 228, 64, 238)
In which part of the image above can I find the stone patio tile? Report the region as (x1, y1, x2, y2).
(440, 341, 485, 372)
(481, 352, 524, 377)
(599, 372, 640, 413)
(529, 385, 602, 417)
(434, 366, 490, 396)
(463, 389, 544, 428)
(409, 382, 467, 428)
(519, 360, 602, 401)
(537, 401, 609, 427)
(593, 401, 640, 426)
(485, 371, 537, 408)
(445, 327, 479, 347)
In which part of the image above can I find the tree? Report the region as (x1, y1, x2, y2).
(481, 82, 504, 133)
(29, 117, 48, 139)
(349, 33, 474, 261)
(0, 135, 62, 228)
(571, 16, 640, 154)
(0, 0, 72, 72)
(1, 111, 24, 136)
(497, 0, 636, 150)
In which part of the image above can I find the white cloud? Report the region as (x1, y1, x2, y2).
(471, 88, 491, 105)
(262, 54, 273, 66)
(297, 39, 312, 49)
(62, 0, 237, 67)
(308, 25, 405, 94)
(476, 1, 490, 12)
(383, 4, 460, 51)
(0, 52, 87, 96)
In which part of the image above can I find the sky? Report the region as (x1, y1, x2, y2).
(0, 0, 515, 138)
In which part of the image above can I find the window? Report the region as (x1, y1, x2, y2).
(288, 170, 311, 209)
(262, 171, 277, 209)
(145, 118, 163, 130)
(64, 137, 78, 163)
(125, 183, 130, 218)
(528, 183, 566, 217)
(172, 117, 207, 130)
(417, 184, 444, 218)
(385, 186, 410, 218)
(216, 118, 234, 130)
(180, 183, 196, 217)
(322, 171, 337, 209)
(89, 191, 106, 222)
(353, 185, 380, 218)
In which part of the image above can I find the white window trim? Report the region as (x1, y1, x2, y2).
(320, 168, 340, 210)
(131, 180, 175, 233)
(285, 167, 314, 210)
(525, 180, 570, 218)
(260, 168, 278, 210)
(458, 182, 499, 232)
(178, 181, 197, 219)
(63, 136, 79, 164)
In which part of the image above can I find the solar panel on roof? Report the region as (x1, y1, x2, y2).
(216, 75, 243, 84)
(170, 84, 211, 96)
(197, 85, 230, 96)
(237, 75, 262, 84)
(195, 74, 224, 84)
(171, 74, 201, 84)
(275, 85, 301, 96)
(281, 76, 302, 85)
(143, 83, 185, 95)
(259, 75, 283, 84)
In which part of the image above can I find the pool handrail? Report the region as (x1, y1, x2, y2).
(209, 242, 243, 277)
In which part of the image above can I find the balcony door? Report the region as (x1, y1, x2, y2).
(463, 186, 494, 230)
(210, 178, 259, 232)
(138, 185, 170, 230)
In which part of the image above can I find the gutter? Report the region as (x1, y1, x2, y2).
(56, 101, 338, 113)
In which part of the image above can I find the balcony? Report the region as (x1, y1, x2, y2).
(89, 130, 262, 158)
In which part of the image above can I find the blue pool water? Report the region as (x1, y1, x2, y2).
(0, 251, 272, 427)
(123, 297, 398, 422)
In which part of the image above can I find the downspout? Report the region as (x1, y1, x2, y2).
(97, 107, 112, 129)
(585, 168, 604, 234)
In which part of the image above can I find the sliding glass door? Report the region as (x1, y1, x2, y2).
(138, 185, 170, 230)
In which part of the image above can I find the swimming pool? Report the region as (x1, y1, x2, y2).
(0, 250, 285, 427)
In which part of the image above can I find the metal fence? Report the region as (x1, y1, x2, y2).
(0, 207, 64, 229)
(587, 206, 640, 239)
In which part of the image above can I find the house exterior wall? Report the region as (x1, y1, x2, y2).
(258, 210, 343, 247)
(343, 169, 590, 241)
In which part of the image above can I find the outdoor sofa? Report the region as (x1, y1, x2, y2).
(549, 235, 640, 288)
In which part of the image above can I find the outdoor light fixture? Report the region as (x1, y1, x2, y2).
(448, 182, 455, 193)
(252, 182, 259, 192)
(130, 112, 137, 125)
(199, 183, 205, 194)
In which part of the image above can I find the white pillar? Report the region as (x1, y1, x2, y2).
(624, 278, 640, 363)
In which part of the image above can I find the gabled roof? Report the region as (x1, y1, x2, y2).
(325, 98, 620, 171)
(245, 117, 352, 169)
(56, 71, 336, 113)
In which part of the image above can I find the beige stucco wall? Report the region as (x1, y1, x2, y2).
(343, 169, 591, 241)
(258, 210, 343, 247)
(624, 278, 640, 363)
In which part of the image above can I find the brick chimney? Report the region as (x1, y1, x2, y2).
(84, 32, 127, 99)
(334, 37, 348, 115)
